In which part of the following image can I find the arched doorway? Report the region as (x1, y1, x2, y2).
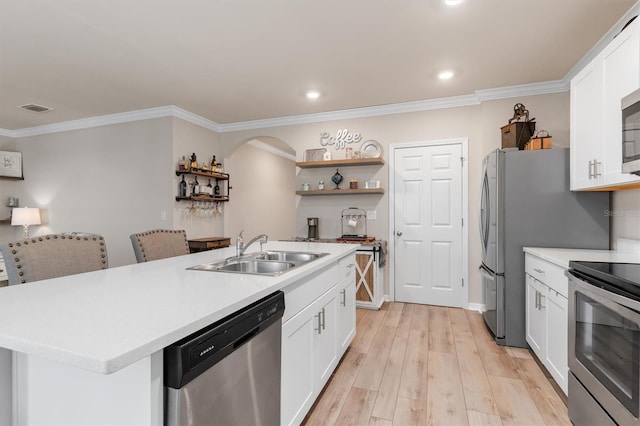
(224, 137, 297, 242)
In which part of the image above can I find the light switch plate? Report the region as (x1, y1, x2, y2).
(367, 210, 376, 220)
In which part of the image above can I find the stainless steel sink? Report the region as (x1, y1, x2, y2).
(254, 251, 325, 263)
(187, 250, 329, 276)
(218, 260, 295, 274)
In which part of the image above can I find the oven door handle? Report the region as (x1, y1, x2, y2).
(569, 272, 640, 324)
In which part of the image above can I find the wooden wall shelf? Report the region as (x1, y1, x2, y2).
(296, 188, 385, 196)
(176, 169, 229, 180)
(296, 158, 385, 169)
(175, 195, 229, 202)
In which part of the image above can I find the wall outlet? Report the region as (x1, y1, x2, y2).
(367, 210, 376, 220)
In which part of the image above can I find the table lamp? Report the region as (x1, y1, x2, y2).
(11, 207, 41, 238)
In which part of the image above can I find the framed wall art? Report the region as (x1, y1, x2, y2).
(0, 151, 23, 178)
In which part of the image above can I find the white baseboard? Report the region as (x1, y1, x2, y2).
(467, 303, 485, 312)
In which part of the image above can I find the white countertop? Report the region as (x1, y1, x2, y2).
(0, 241, 358, 375)
(523, 246, 640, 269)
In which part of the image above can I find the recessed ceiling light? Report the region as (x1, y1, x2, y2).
(438, 70, 454, 80)
(306, 90, 321, 100)
(444, 0, 465, 6)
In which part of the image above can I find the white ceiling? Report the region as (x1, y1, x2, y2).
(0, 0, 637, 132)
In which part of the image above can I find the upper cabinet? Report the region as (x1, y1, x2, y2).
(570, 19, 640, 190)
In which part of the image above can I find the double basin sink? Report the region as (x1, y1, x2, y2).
(188, 250, 329, 276)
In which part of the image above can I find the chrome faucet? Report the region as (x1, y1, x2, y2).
(236, 231, 268, 257)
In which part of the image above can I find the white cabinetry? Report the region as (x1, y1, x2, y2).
(281, 253, 356, 426)
(570, 19, 640, 190)
(525, 273, 545, 355)
(525, 253, 569, 395)
(337, 257, 356, 352)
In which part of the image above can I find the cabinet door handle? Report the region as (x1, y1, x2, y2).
(535, 291, 539, 309)
(534, 268, 545, 275)
(539, 293, 546, 309)
(347, 263, 355, 269)
(588, 160, 594, 179)
(315, 313, 322, 335)
(595, 160, 602, 177)
(341, 289, 346, 307)
(321, 307, 326, 330)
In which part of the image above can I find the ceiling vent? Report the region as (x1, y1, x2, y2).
(18, 103, 54, 113)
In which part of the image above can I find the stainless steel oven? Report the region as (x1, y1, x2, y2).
(567, 261, 640, 426)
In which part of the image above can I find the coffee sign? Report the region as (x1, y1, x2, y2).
(320, 129, 362, 150)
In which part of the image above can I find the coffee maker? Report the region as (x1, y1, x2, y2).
(307, 217, 319, 240)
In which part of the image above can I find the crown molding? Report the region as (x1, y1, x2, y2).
(0, 78, 570, 138)
(217, 94, 481, 133)
(474, 80, 568, 102)
(247, 139, 296, 161)
(171, 106, 222, 133)
(1, 105, 222, 139)
(7, 106, 177, 138)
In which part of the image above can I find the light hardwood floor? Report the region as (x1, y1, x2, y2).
(303, 302, 570, 426)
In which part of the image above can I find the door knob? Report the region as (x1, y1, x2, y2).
(396, 231, 403, 236)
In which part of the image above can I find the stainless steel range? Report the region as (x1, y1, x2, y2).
(567, 261, 640, 426)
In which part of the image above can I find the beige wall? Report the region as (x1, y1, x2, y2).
(225, 142, 296, 242)
(172, 118, 224, 239)
(11, 118, 174, 266)
(221, 91, 578, 305)
(0, 92, 635, 302)
(0, 136, 18, 243)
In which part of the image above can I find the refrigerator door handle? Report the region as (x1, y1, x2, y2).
(479, 161, 490, 259)
(479, 264, 495, 281)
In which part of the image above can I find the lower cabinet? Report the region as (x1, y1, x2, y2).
(355, 249, 384, 310)
(281, 253, 356, 426)
(524, 253, 569, 395)
(337, 263, 356, 353)
(545, 287, 568, 392)
(525, 273, 545, 355)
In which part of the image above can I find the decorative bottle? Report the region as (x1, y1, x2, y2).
(214, 181, 220, 196)
(211, 155, 217, 170)
(179, 175, 187, 197)
(190, 153, 198, 170)
(192, 176, 199, 195)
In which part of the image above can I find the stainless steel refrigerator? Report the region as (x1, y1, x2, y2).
(479, 148, 609, 348)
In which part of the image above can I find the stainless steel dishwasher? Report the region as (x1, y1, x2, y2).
(164, 291, 285, 426)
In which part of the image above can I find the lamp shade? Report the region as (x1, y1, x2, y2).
(11, 207, 41, 226)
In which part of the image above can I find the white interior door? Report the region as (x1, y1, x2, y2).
(393, 142, 464, 307)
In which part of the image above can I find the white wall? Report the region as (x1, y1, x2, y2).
(611, 188, 640, 246)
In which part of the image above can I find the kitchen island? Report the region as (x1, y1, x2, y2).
(0, 241, 358, 425)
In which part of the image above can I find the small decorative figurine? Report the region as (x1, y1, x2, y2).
(331, 169, 343, 189)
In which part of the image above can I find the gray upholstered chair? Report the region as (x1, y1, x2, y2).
(129, 229, 190, 263)
(0, 233, 108, 286)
